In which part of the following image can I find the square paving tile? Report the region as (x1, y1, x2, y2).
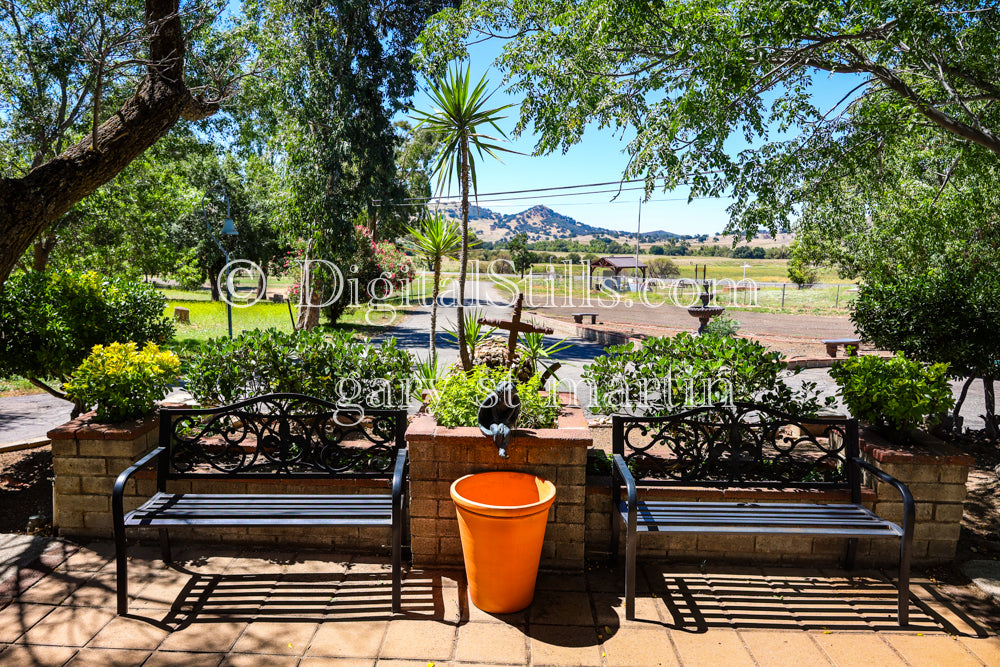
(220, 654, 301, 667)
(0, 643, 78, 665)
(883, 633, 983, 667)
(86, 615, 171, 651)
(15, 605, 115, 647)
(143, 650, 223, 667)
(600, 625, 678, 667)
(454, 621, 527, 664)
(64, 647, 151, 666)
(809, 631, 905, 667)
(299, 658, 375, 667)
(670, 628, 754, 667)
(0, 603, 54, 643)
(528, 591, 594, 626)
(527, 624, 602, 666)
(380, 619, 457, 661)
(156, 620, 247, 653)
(739, 629, 831, 667)
(307, 620, 388, 658)
(230, 620, 319, 655)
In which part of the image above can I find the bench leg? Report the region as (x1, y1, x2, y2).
(845, 538, 857, 570)
(391, 500, 402, 613)
(898, 537, 912, 626)
(624, 520, 637, 620)
(159, 529, 172, 564)
(114, 518, 129, 615)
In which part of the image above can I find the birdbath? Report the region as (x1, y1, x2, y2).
(686, 282, 725, 334)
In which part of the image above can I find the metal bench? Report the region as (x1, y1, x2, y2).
(821, 338, 861, 357)
(572, 312, 599, 324)
(112, 393, 408, 615)
(610, 403, 914, 624)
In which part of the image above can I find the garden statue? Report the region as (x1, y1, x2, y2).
(478, 381, 521, 458)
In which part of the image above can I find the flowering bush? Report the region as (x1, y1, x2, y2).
(284, 228, 413, 303)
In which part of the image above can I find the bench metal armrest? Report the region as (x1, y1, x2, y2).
(612, 454, 637, 511)
(392, 448, 408, 505)
(851, 456, 915, 535)
(112, 447, 166, 523)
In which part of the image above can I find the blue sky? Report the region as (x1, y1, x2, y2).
(407, 38, 862, 236)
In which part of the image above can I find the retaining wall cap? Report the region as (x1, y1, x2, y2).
(46, 401, 186, 441)
(407, 403, 592, 447)
(47, 412, 159, 441)
(860, 428, 974, 466)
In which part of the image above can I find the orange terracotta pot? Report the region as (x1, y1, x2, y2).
(450, 471, 556, 613)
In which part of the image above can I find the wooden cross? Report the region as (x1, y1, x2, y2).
(478, 292, 554, 366)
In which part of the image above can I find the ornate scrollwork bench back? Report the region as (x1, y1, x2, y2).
(610, 401, 915, 625)
(613, 402, 860, 493)
(112, 393, 409, 615)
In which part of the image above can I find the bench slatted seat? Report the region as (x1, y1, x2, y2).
(113, 393, 408, 615)
(611, 403, 914, 625)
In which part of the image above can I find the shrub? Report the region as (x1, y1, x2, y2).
(646, 257, 680, 278)
(701, 313, 740, 337)
(0, 270, 174, 393)
(64, 343, 180, 423)
(583, 332, 833, 416)
(829, 352, 955, 440)
(429, 366, 561, 429)
(185, 328, 413, 407)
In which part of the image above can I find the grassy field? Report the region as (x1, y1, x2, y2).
(493, 274, 855, 316)
(443, 254, 843, 285)
(164, 276, 440, 345)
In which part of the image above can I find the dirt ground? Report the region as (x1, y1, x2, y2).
(0, 446, 53, 535)
(533, 303, 860, 359)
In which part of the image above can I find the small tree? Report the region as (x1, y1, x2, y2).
(412, 64, 515, 370)
(787, 241, 819, 287)
(408, 213, 463, 362)
(508, 232, 535, 278)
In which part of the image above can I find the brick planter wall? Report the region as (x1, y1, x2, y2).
(49, 413, 161, 537)
(48, 412, 393, 553)
(406, 401, 592, 571)
(860, 428, 973, 564)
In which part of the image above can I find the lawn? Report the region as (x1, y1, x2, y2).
(163, 275, 440, 345)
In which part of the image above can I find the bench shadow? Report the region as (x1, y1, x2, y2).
(126, 562, 452, 629)
(645, 564, 985, 635)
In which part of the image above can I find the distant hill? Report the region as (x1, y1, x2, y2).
(432, 202, 682, 243)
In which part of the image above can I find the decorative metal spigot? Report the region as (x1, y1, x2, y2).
(477, 381, 521, 459)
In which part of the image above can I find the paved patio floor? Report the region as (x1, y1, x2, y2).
(1, 540, 999, 666)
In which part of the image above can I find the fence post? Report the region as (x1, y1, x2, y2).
(781, 283, 786, 309)
(835, 284, 840, 308)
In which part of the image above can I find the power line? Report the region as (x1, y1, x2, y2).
(374, 170, 724, 206)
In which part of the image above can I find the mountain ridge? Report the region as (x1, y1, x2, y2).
(434, 202, 683, 243)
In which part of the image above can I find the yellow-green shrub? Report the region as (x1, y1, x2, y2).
(64, 342, 180, 423)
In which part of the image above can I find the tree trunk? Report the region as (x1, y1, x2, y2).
(984, 377, 998, 440)
(457, 139, 472, 371)
(952, 375, 975, 431)
(32, 234, 57, 271)
(430, 260, 440, 362)
(0, 0, 221, 284)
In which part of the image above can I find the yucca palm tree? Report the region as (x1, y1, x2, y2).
(407, 212, 463, 362)
(411, 64, 514, 371)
